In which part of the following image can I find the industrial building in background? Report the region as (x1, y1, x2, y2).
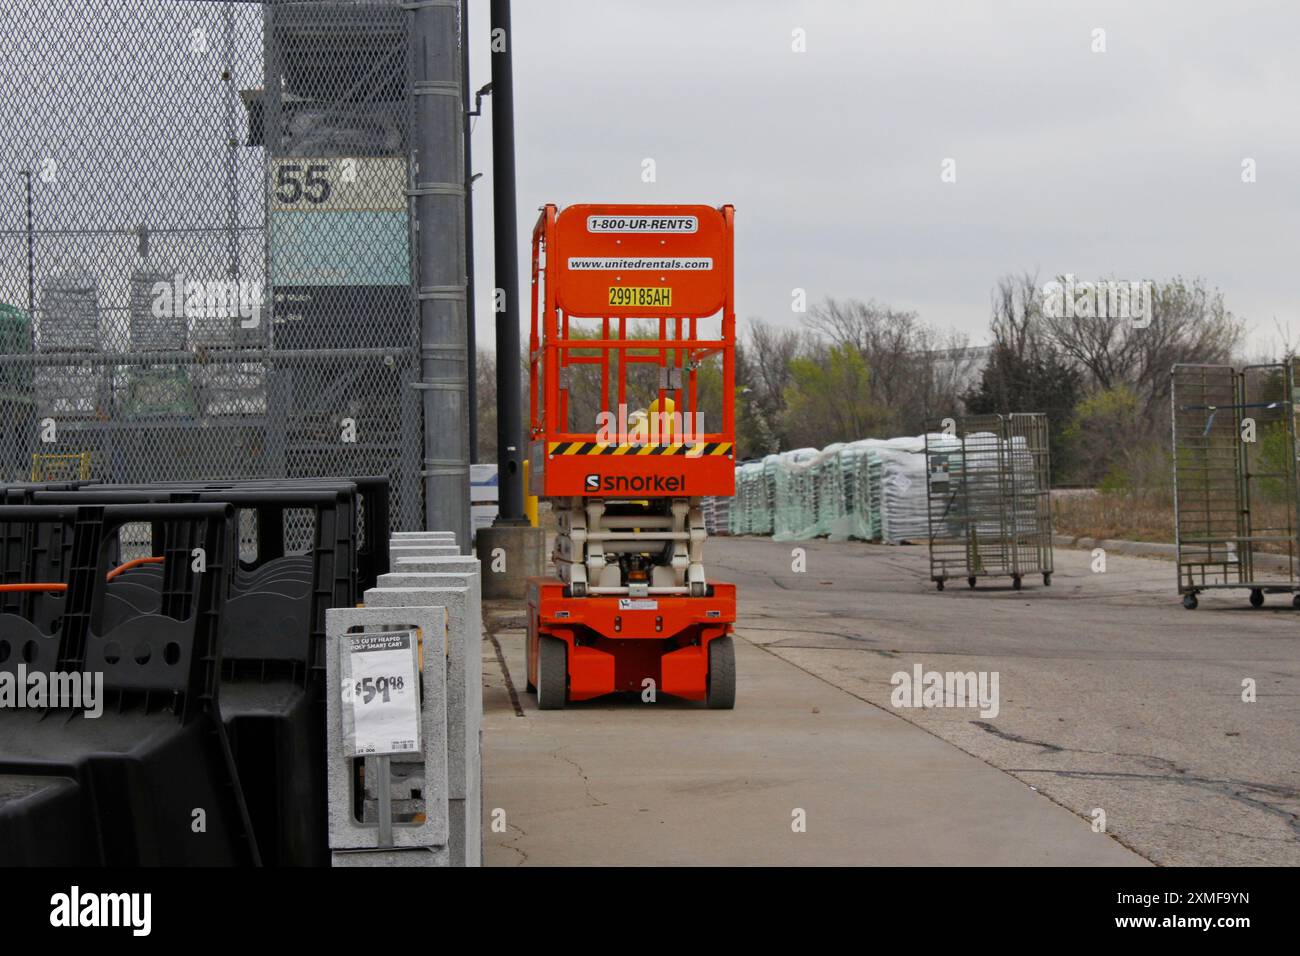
(0, 0, 471, 545)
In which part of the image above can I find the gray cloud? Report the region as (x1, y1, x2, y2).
(469, 0, 1299, 353)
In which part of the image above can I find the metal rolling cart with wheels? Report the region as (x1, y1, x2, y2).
(1172, 362, 1300, 609)
(925, 413, 1054, 592)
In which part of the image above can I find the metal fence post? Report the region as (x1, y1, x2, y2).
(411, 0, 471, 545)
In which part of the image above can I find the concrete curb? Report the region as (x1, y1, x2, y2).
(1051, 534, 1177, 560)
(1052, 533, 1294, 572)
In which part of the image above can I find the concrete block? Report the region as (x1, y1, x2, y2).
(390, 544, 463, 558)
(393, 556, 481, 574)
(363, 576, 481, 867)
(331, 846, 451, 867)
(325, 605, 450, 851)
(382, 566, 480, 586)
(475, 524, 546, 598)
(392, 531, 457, 541)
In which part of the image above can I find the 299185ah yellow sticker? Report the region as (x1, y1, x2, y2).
(608, 286, 671, 307)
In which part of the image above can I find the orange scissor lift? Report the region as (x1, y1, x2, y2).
(525, 203, 738, 709)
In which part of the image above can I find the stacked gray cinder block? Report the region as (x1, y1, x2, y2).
(390, 544, 463, 559)
(366, 552, 483, 867)
(326, 604, 451, 867)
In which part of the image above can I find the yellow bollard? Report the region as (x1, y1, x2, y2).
(523, 459, 539, 527)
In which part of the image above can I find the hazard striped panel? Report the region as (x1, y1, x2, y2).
(548, 441, 733, 457)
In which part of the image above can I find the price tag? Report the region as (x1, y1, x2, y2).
(340, 628, 421, 757)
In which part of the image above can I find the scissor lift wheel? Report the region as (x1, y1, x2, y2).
(706, 635, 736, 710)
(537, 635, 568, 710)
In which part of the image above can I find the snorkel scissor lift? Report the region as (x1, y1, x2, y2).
(525, 203, 737, 709)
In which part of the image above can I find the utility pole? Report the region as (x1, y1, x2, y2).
(489, 0, 524, 523)
(477, 0, 544, 596)
(462, 0, 478, 463)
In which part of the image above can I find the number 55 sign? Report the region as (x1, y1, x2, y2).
(340, 628, 422, 757)
(268, 157, 406, 213)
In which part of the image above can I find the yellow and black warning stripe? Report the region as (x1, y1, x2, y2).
(548, 441, 733, 457)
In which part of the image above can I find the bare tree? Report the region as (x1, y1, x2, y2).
(989, 271, 1046, 361)
(803, 297, 976, 433)
(474, 348, 528, 463)
(1041, 275, 1243, 418)
(736, 319, 804, 453)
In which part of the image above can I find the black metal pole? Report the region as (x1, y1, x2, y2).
(490, 0, 524, 522)
(462, 0, 478, 464)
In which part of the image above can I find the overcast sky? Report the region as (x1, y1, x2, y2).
(466, 0, 1300, 355)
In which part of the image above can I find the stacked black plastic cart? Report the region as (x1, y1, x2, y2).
(0, 476, 391, 865)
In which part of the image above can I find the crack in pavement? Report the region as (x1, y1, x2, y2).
(1005, 768, 1300, 840)
(499, 821, 529, 866)
(551, 747, 608, 809)
(1166, 820, 1297, 843)
(971, 721, 1065, 753)
(974, 722, 1300, 841)
(737, 623, 901, 657)
(485, 627, 525, 717)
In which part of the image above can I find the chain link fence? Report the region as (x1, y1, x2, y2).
(0, 0, 458, 535)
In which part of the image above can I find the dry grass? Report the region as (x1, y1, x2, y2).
(1051, 490, 1175, 543)
(1052, 489, 1297, 550)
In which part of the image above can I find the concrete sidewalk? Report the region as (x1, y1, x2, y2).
(481, 609, 1146, 866)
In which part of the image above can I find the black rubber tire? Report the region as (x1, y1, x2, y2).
(1292, 594, 1300, 609)
(967, 576, 977, 590)
(1012, 575, 1022, 591)
(1043, 573, 1052, 586)
(1183, 593, 1198, 610)
(536, 636, 567, 710)
(936, 579, 945, 591)
(706, 636, 736, 710)
(1250, 589, 1264, 608)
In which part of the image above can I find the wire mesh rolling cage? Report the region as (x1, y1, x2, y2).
(1171, 362, 1300, 610)
(0, 0, 460, 539)
(924, 413, 1053, 591)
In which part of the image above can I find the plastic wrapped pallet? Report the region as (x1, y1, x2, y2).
(827, 444, 873, 540)
(772, 447, 819, 540)
(872, 436, 930, 544)
(732, 432, 958, 544)
(812, 443, 847, 538)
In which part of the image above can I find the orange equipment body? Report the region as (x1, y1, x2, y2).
(526, 580, 735, 702)
(525, 202, 738, 707)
